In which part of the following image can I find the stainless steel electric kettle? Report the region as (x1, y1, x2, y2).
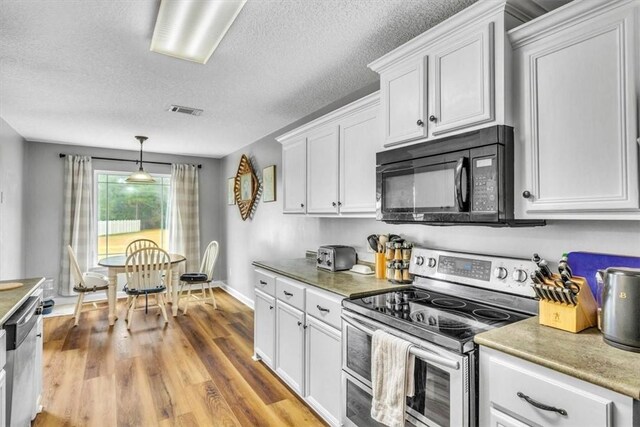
(601, 267, 640, 352)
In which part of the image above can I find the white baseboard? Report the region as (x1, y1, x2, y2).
(217, 281, 254, 310)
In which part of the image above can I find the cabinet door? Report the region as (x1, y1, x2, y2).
(282, 137, 307, 213)
(275, 301, 305, 394)
(489, 407, 531, 427)
(429, 22, 494, 137)
(339, 106, 379, 215)
(33, 315, 43, 419)
(515, 6, 639, 216)
(380, 59, 427, 146)
(0, 369, 5, 427)
(305, 316, 341, 426)
(254, 290, 276, 368)
(307, 126, 339, 214)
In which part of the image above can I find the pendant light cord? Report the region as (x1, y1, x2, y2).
(135, 135, 148, 170)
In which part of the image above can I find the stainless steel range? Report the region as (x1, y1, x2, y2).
(341, 247, 539, 427)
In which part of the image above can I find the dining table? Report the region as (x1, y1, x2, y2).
(98, 253, 187, 325)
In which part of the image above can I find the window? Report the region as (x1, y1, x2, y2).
(96, 171, 170, 260)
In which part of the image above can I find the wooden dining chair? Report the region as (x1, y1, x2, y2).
(178, 241, 219, 314)
(124, 247, 170, 330)
(68, 245, 109, 327)
(125, 238, 158, 257)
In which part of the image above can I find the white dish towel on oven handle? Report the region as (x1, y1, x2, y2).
(371, 329, 415, 427)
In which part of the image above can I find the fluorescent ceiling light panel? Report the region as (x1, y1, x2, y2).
(150, 0, 247, 64)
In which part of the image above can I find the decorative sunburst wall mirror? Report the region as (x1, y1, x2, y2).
(234, 154, 259, 220)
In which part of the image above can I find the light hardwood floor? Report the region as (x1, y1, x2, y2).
(35, 289, 326, 427)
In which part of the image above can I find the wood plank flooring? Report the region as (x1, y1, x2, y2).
(35, 289, 327, 427)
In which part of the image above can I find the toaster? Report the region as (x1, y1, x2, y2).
(317, 245, 356, 272)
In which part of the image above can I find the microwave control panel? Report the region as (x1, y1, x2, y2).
(471, 155, 497, 213)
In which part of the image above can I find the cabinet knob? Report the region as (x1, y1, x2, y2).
(332, 202, 337, 207)
(338, 201, 342, 206)
(522, 190, 532, 199)
(429, 115, 437, 122)
(269, 305, 274, 310)
(416, 119, 424, 127)
(297, 321, 302, 326)
(300, 203, 304, 208)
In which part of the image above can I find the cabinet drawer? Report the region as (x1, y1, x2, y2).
(305, 288, 342, 330)
(489, 355, 613, 427)
(255, 270, 276, 296)
(276, 277, 305, 310)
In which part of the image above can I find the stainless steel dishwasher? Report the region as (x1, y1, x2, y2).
(3, 295, 42, 427)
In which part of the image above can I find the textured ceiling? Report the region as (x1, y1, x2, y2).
(0, 0, 477, 158)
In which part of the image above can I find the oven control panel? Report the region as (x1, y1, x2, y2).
(410, 247, 537, 298)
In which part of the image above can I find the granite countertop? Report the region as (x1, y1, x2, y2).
(252, 257, 410, 298)
(475, 317, 640, 400)
(0, 278, 45, 325)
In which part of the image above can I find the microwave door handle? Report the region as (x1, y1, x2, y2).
(454, 157, 469, 212)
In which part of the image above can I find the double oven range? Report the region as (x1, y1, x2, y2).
(341, 248, 539, 427)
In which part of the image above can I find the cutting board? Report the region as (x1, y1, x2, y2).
(0, 282, 23, 291)
(567, 252, 640, 297)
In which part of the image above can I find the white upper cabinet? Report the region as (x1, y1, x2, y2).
(277, 92, 380, 217)
(369, 1, 541, 149)
(381, 59, 427, 145)
(282, 136, 307, 213)
(429, 22, 494, 137)
(306, 126, 340, 214)
(339, 106, 380, 214)
(511, 0, 639, 219)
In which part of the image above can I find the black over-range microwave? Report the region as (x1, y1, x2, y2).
(376, 125, 543, 226)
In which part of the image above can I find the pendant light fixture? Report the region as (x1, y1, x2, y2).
(126, 136, 156, 183)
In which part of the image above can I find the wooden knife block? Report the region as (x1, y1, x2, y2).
(538, 276, 597, 333)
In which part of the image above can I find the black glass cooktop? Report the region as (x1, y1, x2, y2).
(343, 288, 529, 352)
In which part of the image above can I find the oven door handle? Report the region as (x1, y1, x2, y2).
(454, 156, 469, 212)
(341, 314, 460, 371)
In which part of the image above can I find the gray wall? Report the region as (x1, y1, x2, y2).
(24, 141, 224, 290)
(220, 90, 640, 305)
(0, 118, 26, 279)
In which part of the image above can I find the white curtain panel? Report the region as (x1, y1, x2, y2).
(59, 155, 95, 296)
(168, 164, 201, 272)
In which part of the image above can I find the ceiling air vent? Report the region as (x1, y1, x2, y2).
(168, 105, 203, 116)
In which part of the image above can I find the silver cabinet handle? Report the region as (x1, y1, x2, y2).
(317, 305, 330, 313)
(283, 290, 293, 297)
(517, 392, 568, 416)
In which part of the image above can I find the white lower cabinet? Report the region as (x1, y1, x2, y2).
(253, 268, 343, 426)
(254, 289, 276, 368)
(275, 300, 305, 395)
(489, 407, 531, 427)
(305, 316, 341, 426)
(0, 369, 5, 427)
(480, 346, 638, 427)
(33, 313, 43, 419)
